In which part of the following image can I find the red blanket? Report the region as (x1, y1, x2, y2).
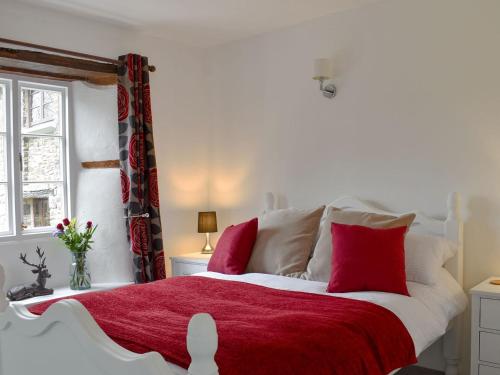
(30, 277, 416, 374)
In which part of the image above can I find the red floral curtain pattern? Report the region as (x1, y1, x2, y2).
(118, 54, 165, 283)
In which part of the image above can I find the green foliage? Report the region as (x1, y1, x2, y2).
(55, 218, 97, 254)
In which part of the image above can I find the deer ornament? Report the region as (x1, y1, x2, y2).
(6, 247, 54, 301)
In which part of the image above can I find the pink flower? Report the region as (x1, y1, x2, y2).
(63, 218, 70, 226)
(56, 223, 64, 231)
(86, 221, 93, 229)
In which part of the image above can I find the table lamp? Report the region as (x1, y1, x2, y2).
(198, 211, 217, 254)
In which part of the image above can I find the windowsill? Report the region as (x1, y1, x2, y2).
(23, 120, 58, 136)
(0, 231, 55, 245)
(9, 282, 134, 307)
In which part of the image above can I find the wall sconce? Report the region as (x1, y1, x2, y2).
(312, 58, 336, 99)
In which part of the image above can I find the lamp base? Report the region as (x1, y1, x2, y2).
(201, 233, 214, 254)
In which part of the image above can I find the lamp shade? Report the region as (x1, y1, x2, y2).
(198, 211, 218, 233)
(313, 58, 333, 80)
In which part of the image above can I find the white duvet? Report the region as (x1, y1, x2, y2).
(164, 269, 467, 375)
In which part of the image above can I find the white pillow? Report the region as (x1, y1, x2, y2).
(404, 233, 457, 285)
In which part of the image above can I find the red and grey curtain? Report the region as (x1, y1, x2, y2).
(117, 54, 165, 283)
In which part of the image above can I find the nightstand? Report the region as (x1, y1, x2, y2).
(9, 282, 133, 308)
(470, 277, 500, 375)
(170, 252, 211, 277)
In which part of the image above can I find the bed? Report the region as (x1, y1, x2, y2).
(0, 193, 466, 375)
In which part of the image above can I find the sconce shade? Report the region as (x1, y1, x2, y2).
(198, 211, 218, 233)
(313, 58, 333, 80)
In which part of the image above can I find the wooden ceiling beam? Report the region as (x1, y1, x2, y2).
(0, 47, 117, 74)
(0, 65, 117, 86)
(0, 65, 81, 81)
(0, 38, 156, 72)
(0, 37, 119, 64)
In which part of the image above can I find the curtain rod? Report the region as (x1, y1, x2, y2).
(0, 37, 156, 72)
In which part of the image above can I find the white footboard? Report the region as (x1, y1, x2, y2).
(0, 265, 219, 375)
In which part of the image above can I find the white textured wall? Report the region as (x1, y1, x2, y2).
(0, 0, 209, 286)
(206, 0, 500, 291)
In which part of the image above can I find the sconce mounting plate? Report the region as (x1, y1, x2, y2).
(322, 83, 336, 99)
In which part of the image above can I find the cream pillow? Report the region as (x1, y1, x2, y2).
(300, 207, 416, 282)
(246, 206, 325, 275)
(404, 233, 457, 285)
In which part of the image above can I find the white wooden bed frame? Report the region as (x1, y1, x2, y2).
(0, 192, 464, 375)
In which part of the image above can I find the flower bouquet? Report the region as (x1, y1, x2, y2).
(54, 218, 97, 290)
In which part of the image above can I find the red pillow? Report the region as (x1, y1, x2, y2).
(327, 223, 410, 296)
(207, 218, 258, 275)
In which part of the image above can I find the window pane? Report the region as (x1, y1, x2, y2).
(22, 183, 64, 229)
(43, 91, 57, 103)
(21, 87, 61, 135)
(0, 184, 8, 233)
(31, 91, 41, 107)
(22, 136, 62, 182)
(0, 84, 5, 132)
(0, 135, 6, 182)
(30, 107, 42, 124)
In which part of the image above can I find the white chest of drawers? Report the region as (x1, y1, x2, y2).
(471, 278, 500, 375)
(170, 252, 211, 277)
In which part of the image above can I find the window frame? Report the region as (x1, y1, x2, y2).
(0, 74, 72, 242)
(0, 78, 14, 237)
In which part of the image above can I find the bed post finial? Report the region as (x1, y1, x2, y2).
(447, 192, 461, 221)
(264, 192, 276, 212)
(444, 192, 464, 375)
(187, 313, 219, 375)
(0, 264, 8, 312)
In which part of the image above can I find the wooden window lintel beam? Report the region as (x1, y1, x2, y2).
(81, 160, 120, 169)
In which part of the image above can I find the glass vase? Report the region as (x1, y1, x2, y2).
(70, 252, 91, 290)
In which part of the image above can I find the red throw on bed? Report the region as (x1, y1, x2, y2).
(30, 277, 416, 374)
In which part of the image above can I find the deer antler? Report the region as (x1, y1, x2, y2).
(35, 247, 47, 269)
(19, 253, 41, 269)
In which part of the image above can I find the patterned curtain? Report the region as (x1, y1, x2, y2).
(117, 54, 165, 283)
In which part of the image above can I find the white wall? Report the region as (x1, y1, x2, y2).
(0, 0, 209, 287)
(206, 0, 500, 291)
(204, 0, 500, 370)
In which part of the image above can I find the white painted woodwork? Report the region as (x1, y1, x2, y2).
(479, 365, 500, 375)
(470, 278, 500, 375)
(0, 266, 219, 375)
(9, 282, 133, 307)
(480, 332, 500, 364)
(0, 193, 463, 375)
(171, 253, 211, 277)
(481, 299, 500, 331)
(187, 313, 219, 375)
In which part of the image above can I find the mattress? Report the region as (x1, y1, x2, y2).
(164, 268, 467, 375)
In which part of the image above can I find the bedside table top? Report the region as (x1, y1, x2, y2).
(470, 277, 500, 297)
(170, 252, 212, 263)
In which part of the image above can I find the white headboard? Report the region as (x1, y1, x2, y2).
(264, 192, 464, 287)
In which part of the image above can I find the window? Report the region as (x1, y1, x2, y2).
(0, 82, 9, 235)
(22, 89, 60, 130)
(0, 76, 69, 238)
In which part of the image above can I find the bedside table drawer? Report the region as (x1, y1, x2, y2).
(172, 261, 207, 276)
(481, 298, 500, 331)
(480, 332, 500, 364)
(479, 365, 500, 375)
